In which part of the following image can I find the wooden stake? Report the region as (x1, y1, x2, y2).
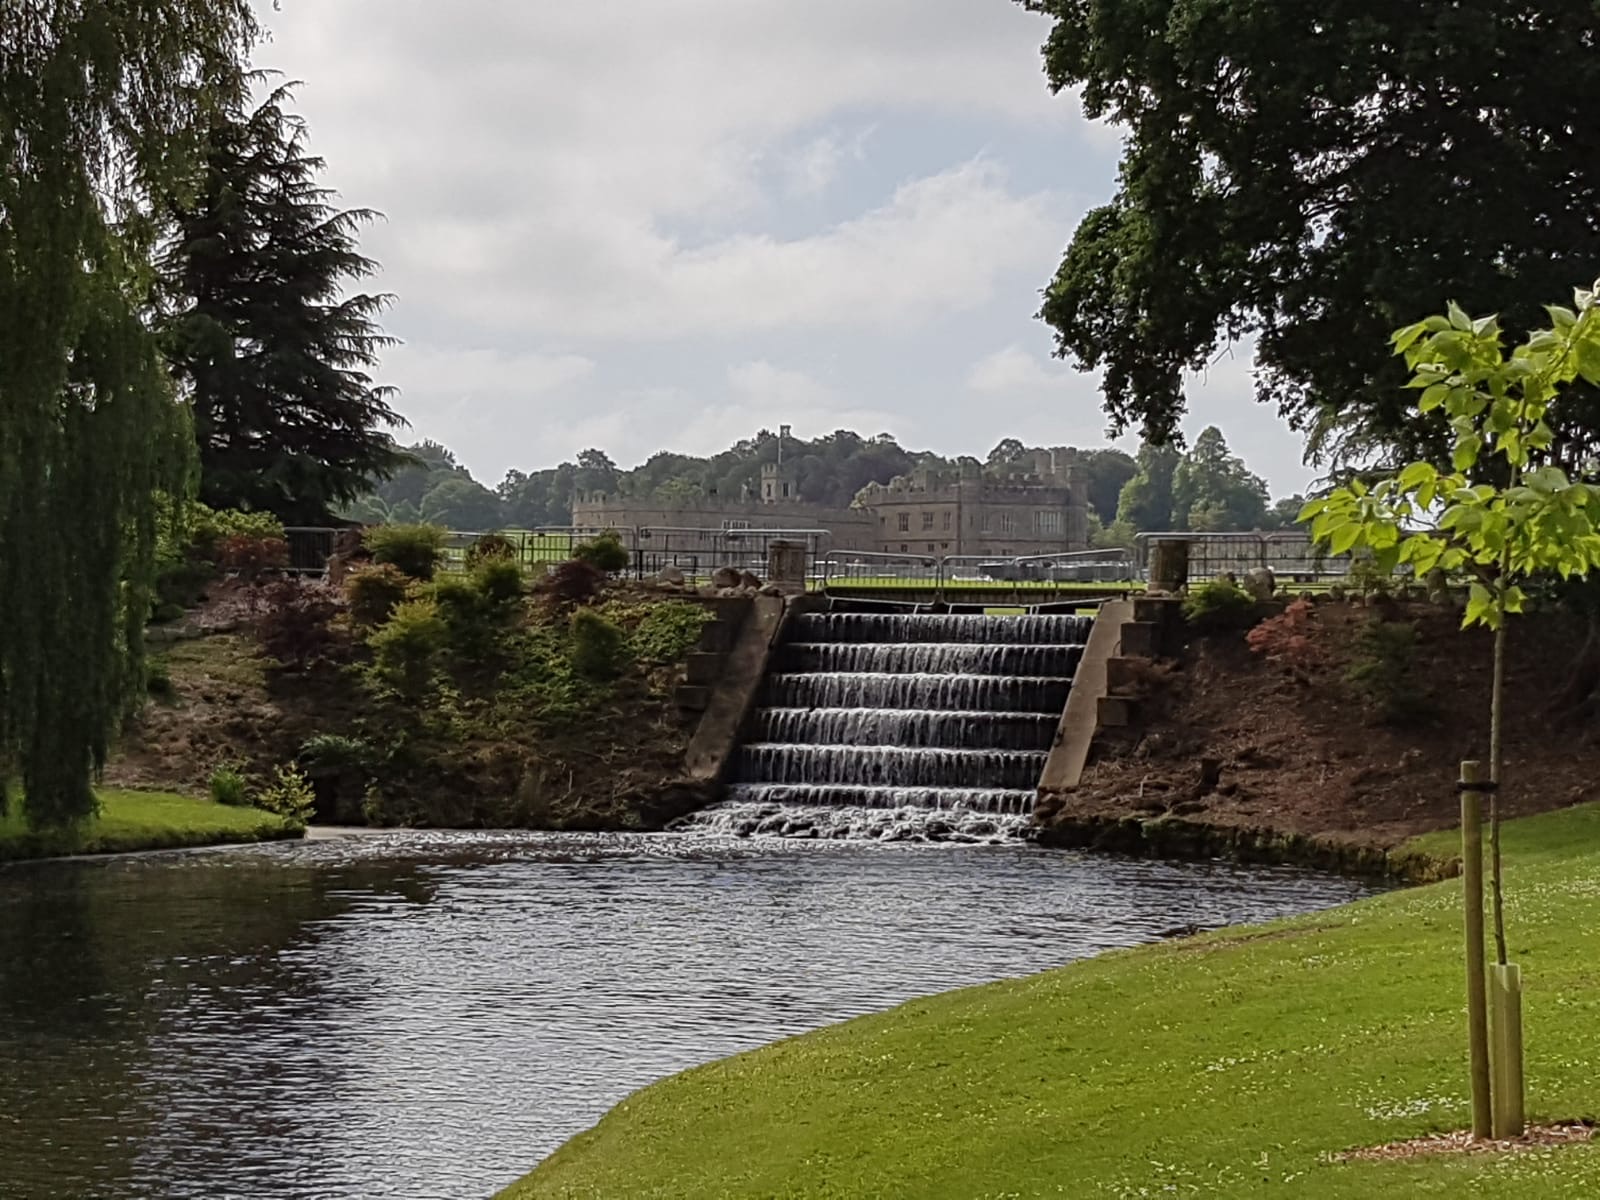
(1461, 761, 1493, 1140)
(1490, 962, 1526, 1138)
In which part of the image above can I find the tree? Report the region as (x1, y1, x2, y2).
(986, 438, 1028, 467)
(1170, 427, 1269, 531)
(1022, 0, 1600, 464)
(1, 3, 257, 827)
(1114, 443, 1180, 531)
(1262, 495, 1308, 531)
(1305, 289, 1600, 1137)
(419, 476, 504, 531)
(164, 82, 409, 524)
(1078, 448, 1138, 525)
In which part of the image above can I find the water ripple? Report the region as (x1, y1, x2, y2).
(0, 830, 1377, 1200)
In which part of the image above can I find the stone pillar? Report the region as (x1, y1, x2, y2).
(767, 540, 808, 594)
(1149, 539, 1189, 593)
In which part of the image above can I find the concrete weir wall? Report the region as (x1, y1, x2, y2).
(682, 594, 820, 786)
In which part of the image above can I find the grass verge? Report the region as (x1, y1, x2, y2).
(0, 789, 300, 862)
(505, 804, 1600, 1199)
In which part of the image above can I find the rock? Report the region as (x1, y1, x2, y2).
(758, 583, 784, 597)
(1170, 800, 1209, 816)
(1243, 566, 1276, 600)
(738, 571, 762, 590)
(659, 564, 686, 585)
(711, 566, 741, 588)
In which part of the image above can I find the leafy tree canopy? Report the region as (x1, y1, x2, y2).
(1171, 427, 1269, 532)
(1023, 0, 1600, 469)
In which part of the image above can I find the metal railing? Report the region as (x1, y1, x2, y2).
(1134, 531, 1356, 584)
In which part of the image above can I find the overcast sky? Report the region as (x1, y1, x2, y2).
(253, 1, 1315, 497)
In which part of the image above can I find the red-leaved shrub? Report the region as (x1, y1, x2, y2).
(218, 534, 290, 583)
(1245, 598, 1324, 681)
(257, 580, 341, 670)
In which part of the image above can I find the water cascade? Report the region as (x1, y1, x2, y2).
(680, 609, 1094, 841)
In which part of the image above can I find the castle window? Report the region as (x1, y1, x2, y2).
(897, 513, 910, 532)
(722, 519, 751, 531)
(921, 511, 934, 530)
(1035, 510, 1063, 535)
(899, 543, 908, 553)
(927, 543, 936, 553)
(997, 512, 1015, 534)
(942, 512, 952, 531)
(782, 482, 791, 498)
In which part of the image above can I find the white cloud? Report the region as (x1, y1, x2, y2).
(967, 344, 1068, 393)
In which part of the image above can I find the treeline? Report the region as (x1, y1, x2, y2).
(347, 426, 1302, 539)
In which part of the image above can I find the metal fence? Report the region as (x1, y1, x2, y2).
(1134, 531, 1360, 584)
(276, 524, 831, 584)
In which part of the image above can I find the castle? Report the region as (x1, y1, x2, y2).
(571, 448, 1091, 560)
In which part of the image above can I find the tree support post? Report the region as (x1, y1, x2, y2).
(1460, 761, 1493, 1139)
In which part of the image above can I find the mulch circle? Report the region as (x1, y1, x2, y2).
(1333, 1122, 1595, 1162)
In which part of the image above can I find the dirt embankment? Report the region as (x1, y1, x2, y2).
(109, 582, 715, 831)
(1035, 599, 1597, 873)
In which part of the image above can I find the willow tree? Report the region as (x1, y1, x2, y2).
(0, 2, 257, 826)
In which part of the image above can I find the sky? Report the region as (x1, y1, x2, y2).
(252, 1, 1316, 498)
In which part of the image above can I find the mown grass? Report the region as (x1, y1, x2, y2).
(506, 805, 1600, 1199)
(0, 789, 299, 862)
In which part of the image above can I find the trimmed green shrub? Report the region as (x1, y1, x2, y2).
(298, 733, 375, 772)
(346, 562, 412, 627)
(625, 601, 714, 664)
(571, 608, 628, 680)
(369, 597, 448, 694)
(186, 504, 286, 563)
(256, 764, 316, 827)
(473, 557, 524, 606)
(1182, 578, 1259, 632)
(573, 530, 629, 574)
(209, 765, 249, 807)
(366, 523, 446, 580)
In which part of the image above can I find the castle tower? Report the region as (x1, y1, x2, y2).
(760, 461, 796, 504)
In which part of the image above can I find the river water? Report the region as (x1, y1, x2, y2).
(0, 830, 1376, 1200)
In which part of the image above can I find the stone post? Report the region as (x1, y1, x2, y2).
(1149, 539, 1190, 593)
(767, 540, 808, 595)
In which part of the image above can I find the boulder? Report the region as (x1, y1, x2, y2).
(1243, 566, 1276, 600)
(738, 570, 762, 590)
(711, 566, 741, 588)
(659, 564, 686, 585)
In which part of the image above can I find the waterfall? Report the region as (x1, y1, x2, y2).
(675, 609, 1094, 841)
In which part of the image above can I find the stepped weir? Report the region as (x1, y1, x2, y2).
(680, 608, 1095, 840)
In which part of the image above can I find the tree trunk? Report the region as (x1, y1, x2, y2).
(1489, 616, 1509, 968)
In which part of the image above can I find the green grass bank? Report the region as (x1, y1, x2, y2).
(506, 806, 1600, 1199)
(0, 789, 299, 862)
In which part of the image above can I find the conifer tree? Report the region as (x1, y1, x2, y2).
(165, 82, 408, 525)
(1, 1, 257, 827)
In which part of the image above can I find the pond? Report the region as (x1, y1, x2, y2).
(0, 831, 1378, 1199)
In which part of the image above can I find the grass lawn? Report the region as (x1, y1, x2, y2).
(505, 805, 1600, 1199)
(0, 789, 300, 862)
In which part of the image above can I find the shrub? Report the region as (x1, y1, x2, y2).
(152, 558, 214, 617)
(256, 580, 341, 669)
(216, 533, 290, 583)
(1345, 619, 1433, 726)
(346, 562, 412, 627)
(473, 557, 525, 607)
(1182, 577, 1259, 632)
(1346, 556, 1395, 601)
(545, 559, 605, 605)
(1245, 598, 1324, 681)
(366, 523, 446, 581)
(209, 765, 249, 808)
(369, 597, 447, 694)
(145, 657, 176, 700)
(186, 504, 286, 564)
(256, 763, 316, 828)
(626, 601, 714, 664)
(466, 532, 516, 567)
(571, 607, 629, 680)
(298, 733, 375, 772)
(572, 530, 629, 574)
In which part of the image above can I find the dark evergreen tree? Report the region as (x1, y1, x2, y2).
(164, 82, 408, 525)
(1, 1, 257, 827)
